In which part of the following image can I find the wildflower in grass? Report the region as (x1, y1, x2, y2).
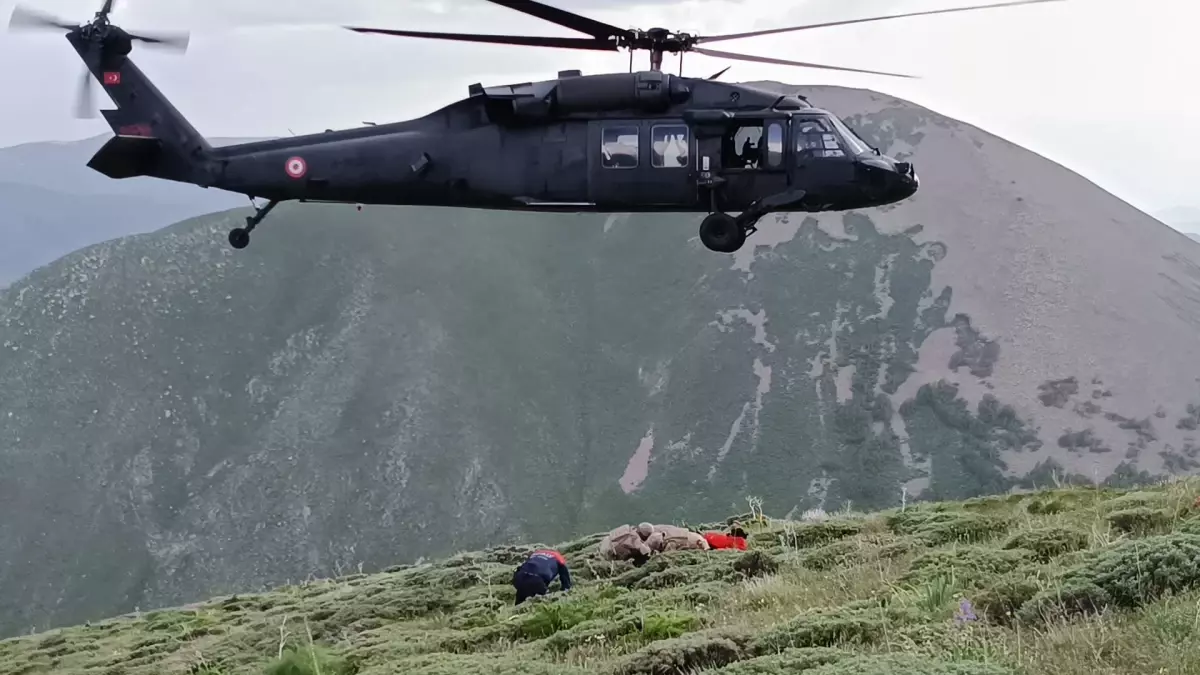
(954, 598, 977, 626)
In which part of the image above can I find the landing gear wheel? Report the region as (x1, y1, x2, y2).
(228, 227, 250, 250)
(228, 199, 281, 249)
(699, 212, 745, 253)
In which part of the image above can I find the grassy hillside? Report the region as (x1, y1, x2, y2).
(6, 480, 1200, 675)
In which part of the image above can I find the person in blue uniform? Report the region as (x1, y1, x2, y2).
(512, 548, 573, 605)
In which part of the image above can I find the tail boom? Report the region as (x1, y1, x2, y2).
(68, 28, 213, 186)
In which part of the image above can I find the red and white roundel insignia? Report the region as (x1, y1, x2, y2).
(284, 156, 307, 179)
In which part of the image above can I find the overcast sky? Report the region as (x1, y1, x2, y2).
(0, 0, 1192, 221)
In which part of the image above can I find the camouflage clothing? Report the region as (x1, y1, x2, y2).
(598, 523, 653, 561)
(650, 524, 710, 551)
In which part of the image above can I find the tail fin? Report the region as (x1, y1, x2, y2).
(68, 31, 213, 186)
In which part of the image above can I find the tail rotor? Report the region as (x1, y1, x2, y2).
(7, 0, 190, 118)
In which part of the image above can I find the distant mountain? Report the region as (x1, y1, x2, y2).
(0, 135, 263, 287)
(2, 84, 1199, 637)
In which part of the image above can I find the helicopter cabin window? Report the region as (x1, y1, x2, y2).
(765, 122, 784, 168)
(651, 124, 689, 168)
(794, 117, 846, 160)
(721, 122, 764, 169)
(601, 126, 640, 169)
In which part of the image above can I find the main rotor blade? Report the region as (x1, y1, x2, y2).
(481, 0, 632, 40)
(127, 30, 190, 50)
(8, 5, 77, 31)
(695, 0, 1066, 44)
(692, 46, 918, 79)
(344, 26, 617, 51)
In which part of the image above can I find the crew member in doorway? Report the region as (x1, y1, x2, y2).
(512, 548, 573, 605)
(741, 135, 760, 168)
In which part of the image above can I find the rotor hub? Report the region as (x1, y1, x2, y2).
(622, 27, 697, 54)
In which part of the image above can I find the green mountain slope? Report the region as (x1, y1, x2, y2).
(3, 480, 1200, 675)
(2, 84, 1198, 638)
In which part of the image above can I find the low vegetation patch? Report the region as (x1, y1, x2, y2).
(6, 480, 1200, 675)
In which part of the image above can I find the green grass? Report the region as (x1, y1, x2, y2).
(7, 480, 1200, 674)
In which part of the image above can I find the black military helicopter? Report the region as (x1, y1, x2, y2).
(8, 0, 1065, 254)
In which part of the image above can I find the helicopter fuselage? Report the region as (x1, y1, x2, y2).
(199, 72, 918, 217)
(31, 0, 1067, 252)
(75, 34, 917, 252)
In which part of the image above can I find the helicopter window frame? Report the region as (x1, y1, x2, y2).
(650, 124, 690, 169)
(793, 117, 848, 161)
(601, 125, 641, 169)
(765, 121, 785, 168)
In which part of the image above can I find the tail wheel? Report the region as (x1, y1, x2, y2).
(699, 212, 745, 253)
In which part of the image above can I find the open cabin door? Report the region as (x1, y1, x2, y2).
(713, 117, 790, 211)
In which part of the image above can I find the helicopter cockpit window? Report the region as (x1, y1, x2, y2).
(794, 117, 845, 159)
(651, 124, 690, 168)
(722, 123, 764, 169)
(828, 116, 871, 156)
(601, 126, 640, 169)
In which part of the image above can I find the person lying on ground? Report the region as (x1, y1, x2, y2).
(599, 522, 656, 567)
(512, 548, 572, 605)
(702, 526, 748, 551)
(649, 523, 711, 552)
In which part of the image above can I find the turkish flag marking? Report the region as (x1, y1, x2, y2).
(103, 71, 121, 85)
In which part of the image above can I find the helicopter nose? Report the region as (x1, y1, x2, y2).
(893, 161, 919, 199)
(856, 156, 918, 204)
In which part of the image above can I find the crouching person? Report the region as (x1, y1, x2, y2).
(512, 548, 572, 605)
(598, 522, 655, 567)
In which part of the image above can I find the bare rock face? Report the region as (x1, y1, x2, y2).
(1, 84, 1196, 637)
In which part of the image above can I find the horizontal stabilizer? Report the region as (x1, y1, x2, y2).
(86, 135, 164, 179)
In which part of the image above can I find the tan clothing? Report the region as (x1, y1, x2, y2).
(645, 531, 665, 551)
(598, 524, 653, 561)
(651, 524, 710, 552)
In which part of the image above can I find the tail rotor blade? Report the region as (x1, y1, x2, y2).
(74, 68, 95, 119)
(8, 5, 76, 31)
